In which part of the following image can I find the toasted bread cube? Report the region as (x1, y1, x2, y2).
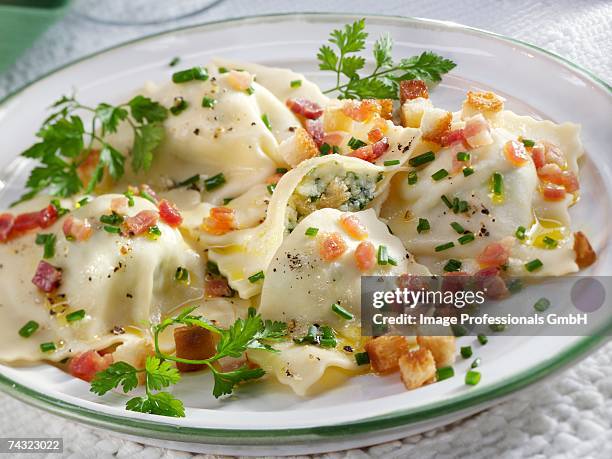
(463, 90, 504, 114)
(399, 348, 436, 390)
(278, 127, 319, 167)
(399, 80, 429, 104)
(400, 97, 433, 128)
(378, 99, 394, 120)
(364, 335, 409, 373)
(417, 335, 456, 368)
(420, 108, 452, 144)
(174, 326, 216, 372)
(574, 231, 596, 269)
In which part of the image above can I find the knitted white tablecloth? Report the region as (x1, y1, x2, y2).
(0, 1, 611, 457)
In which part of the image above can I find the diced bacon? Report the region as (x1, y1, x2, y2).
(205, 276, 233, 297)
(122, 210, 159, 236)
(562, 170, 579, 193)
(573, 231, 596, 269)
(476, 242, 510, 268)
(372, 137, 391, 159)
(542, 141, 567, 168)
(503, 140, 529, 166)
(440, 129, 466, 148)
(158, 199, 183, 227)
(227, 70, 252, 91)
(110, 197, 128, 213)
(368, 128, 384, 143)
(463, 114, 493, 149)
(474, 267, 508, 300)
(542, 182, 566, 201)
(397, 274, 431, 292)
(38, 204, 58, 228)
(530, 143, 546, 169)
(441, 271, 470, 293)
(215, 355, 249, 373)
(348, 138, 389, 163)
(354, 241, 376, 272)
(378, 99, 394, 120)
(32, 260, 62, 293)
(341, 99, 380, 122)
(399, 80, 429, 104)
(305, 119, 325, 147)
(323, 131, 346, 147)
(318, 232, 347, 262)
(266, 173, 284, 185)
(537, 164, 565, 185)
(286, 98, 323, 119)
(68, 350, 113, 382)
(339, 214, 368, 240)
(0, 213, 15, 242)
(62, 216, 93, 241)
(202, 207, 235, 235)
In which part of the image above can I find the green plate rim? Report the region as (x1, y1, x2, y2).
(0, 12, 610, 445)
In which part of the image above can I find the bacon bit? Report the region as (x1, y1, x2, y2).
(205, 276, 233, 297)
(305, 119, 325, 147)
(573, 231, 596, 269)
(341, 99, 381, 122)
(68, 350, 113, 382)
(227, 70, 252, 91)
(0, 213, 15, 242)
(140, 184, 159, 204)
(397, 274, 430, 291)
(440, 129, 466, 148)
(354, 241, 376, 272)
(286, 98, 323, 120)
(542, 141, 567, 168)
(348, 137, 389, 163)
(339, 215, 368, 240)
(476, 242, 510, 268)
(266, 173, 284, 185)
(11, 204, 59, 239)
(530, 143, 546, 169)
(174, 326, 216, 372)
(32, 260, 62, 293)
(542, 182, 566, 201)
(63, 216, 93, 241)
(158, 199, 183, 227)
(378, 99, 394, 120)
(318, 232, 347, 262)
(76, 149, 100, 186)
(562, 170, 579, 193)
(538, 164, 565, 185)
(441, 271, 470, 293)
(215, 355, 249, 373)
(503, 140, 529, 166)
(450, 142, 471, 174)
(463, 114, 493, 149)
(474, 267, 508, 300)
(202, 206, 235, 235)
(323, 130, 346, 147)
(464, 91, 504, 113)
(122, 210, 159, 236)
(368, 127, 384, 143)
(110, 197, 128, 213)
(399, 80, 429, 104)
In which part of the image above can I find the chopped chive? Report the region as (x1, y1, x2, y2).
(331, 303, 354, 320)
(139, 190, 157, 204)
(477, 334, 488, 345)
(452, 197, 459, 213)
(408, 151, 435, 167)
(463, 167, 475, 177)
(388, 256, 398, 266)
(453, 326, 469, 338)
(18, 320, 39, 338)
(123, 191, 135, 207)
(218, 66, 228, 74)
(332, 145, 340, 154)
(207, 260, 220, 275)
(521, 138, 535, 148)
(534, 297, 550, 312)
(492, 172, 504, 195)
(465, 370, 481, 386)
(507, 278, 523, 293)
(355, 351, 370, 366)
(458, 233, 475, 245)
(147, 225, 162, 240)
(441, 195, 453, 209)
(201, 96, 216, 108)
(460, 346, 473, 358)
(377, 245, 389, 265)
(66, 309, 86, 322)
(51, 199, 69, 216)
(172, 66, 208, 83)
(261, 113, 272, 130)
(276, 168, 288, 174)
(173, 174, 200, 189)
(204, 173, 226, 191)
(319, 325, 336, 348)
(174, 267, 189, 282)
(384, 159, 400, 166)
(40, 342, 56, 353)
(103, 225, 121, 234)
(100, 212, 123, 226)
(223, 197, 234, 205)
(348, 137, 367, 150)
(436, 366, 455, 381)
(416, 218, 430, 233)
(443, 259, 462, 272)
(319, 143, 331, 155)
(266, 184, 276, 195)
(456, 152, 470, 162)
(471, 357, 481, 368)
(431, 168, 449, 181)
(245, 86, 255, 95)
(525, 259, 543, 272)
(169, 56, 180, 67)
(489, 323, 507, 332)
(457, 200, 469, 213)
(305, 227, 319, 237)
(170, 97, 188, 115)
(248, 271, 265, 283)
(435, 242, 455, 252)
(515, 226, 527, 240)
(35, 233, 56, 259)
(450, 222, 465, 234)
(290, 79, 302, 88)
(407, 170, 418, 185)
(76, 197, 89, 208)
(543, 236, 558, 248)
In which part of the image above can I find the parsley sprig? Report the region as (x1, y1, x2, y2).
(90, 307, 287, 416)
(318, 18, 456, 99)
(18, 93, 168, 204)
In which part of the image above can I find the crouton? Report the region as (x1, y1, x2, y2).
(364, 335, 409, 373)
(417, 335, 456, 368)
(464, 91, 504, 113)
(399, 80, 429, 104)
(399, 348, 436, 390)
(173, 326, 216, 372)
(400, 97, 434, 128)
(420, 109, 452, 144)
(278, 127, 319, 167)
(378, 99, 394, 120)
(574, 231, 596, 269)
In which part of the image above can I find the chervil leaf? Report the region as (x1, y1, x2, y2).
(329, 18, 367, 53)
(344, 77, 397, 99)
(340, 55, 366, 78)
(90, 361, 139, 396)
(35, 116, 85, 158)
(126, 392, 185, 417)
(128, 95, 168, 124)
(145, 356, 181, 391)
(215, 314, 263, 358)
(373, 33, 393, 68)
(99, 144, 125, 180)
(132, 123, 164, 172)
(398, 52, 457, 82)
(259, 320, 288, 341)
(317, 45, 339, 72)
(211, 366, 265, 398)
(95, 103, 128, 135)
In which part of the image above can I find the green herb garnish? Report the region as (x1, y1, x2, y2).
(35, 233, 56, 259)
(204, 173, 226, 191)
(66, 309, 86, 322)
(525, 259, 543, 272)
(436, 366, 454, 381)
(305, 227, 319, 237)
(416, 218, 430, 234)
(248, 271, 265, 283)
(18, 320, 39, 338)
(431, 168, 448, 181)
(408, 151, 435, 167)
(172, 67, 208, 83)
(331, 303, 354, 320)
(348, 137, 367, 150)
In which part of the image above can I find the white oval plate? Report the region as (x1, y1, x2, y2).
(0, 13, 610, 457)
